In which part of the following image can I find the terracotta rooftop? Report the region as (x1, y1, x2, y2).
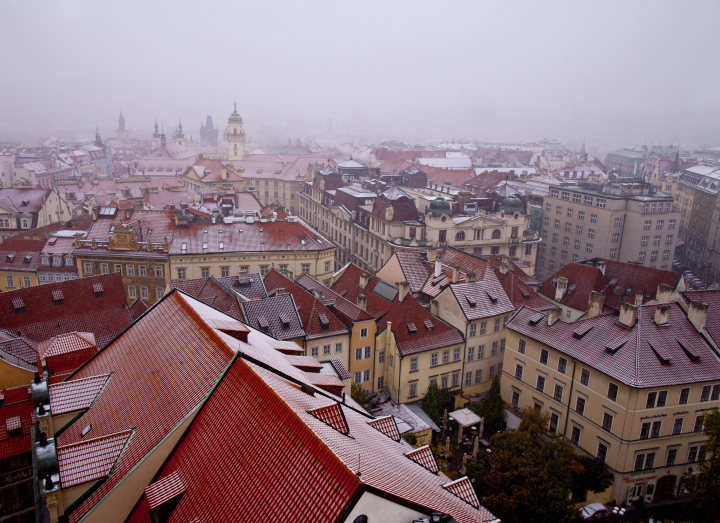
(295, 272, 374, 324)
(448, 280, 516, 320)
(495, 270, 556, 311)
(48, 374, 111, 415)
(57, 430, 132, 488)
(684, 289, 720, 346)
(0, 384, 33, 460)
(37, 332, 96, 361)
(239, 295, 305, 341)
(169, 277, 244, 320)
(508, 303, 720, 388)
(216, 272, 267, 300)
(0, 273, 132, 349)
(128, 298, 151, 320)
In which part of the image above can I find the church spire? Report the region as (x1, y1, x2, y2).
(671, 148, 681, 173)
(160, 123, 166, 146)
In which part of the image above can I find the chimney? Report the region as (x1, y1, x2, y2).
(547, 308, 562, 326)
(452, 266, 459, 284)
(656, 283, 675, 303)
(124, 207, 132, 219)
(618, 302, 638, 328)
(430, 299, 439, 316)
(434, 259, 442, 278)
(634, 290, 644, 307)
(654, 303, 671, 325)
(314, 288, 323, 301)
(397, 281, 410, 302)
(221, 166, 227, 180)
(467, 271, 476, 283)
(359, 273, 369, 290)
(276, 288, 286, 296)
(357, 293, 367, 311)
(554, 276, 568, 302)
(688, 300, 709, 332)
(427, 247, 437, 262)
(596, 260, 606, 275)
(238, 269, 249, 284)
(499, 260, 509, 275)
(587, 291, 605, 318)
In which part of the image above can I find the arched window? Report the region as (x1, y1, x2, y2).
(492, 229, 501, 239)
(455, 231, 465, 241)
(233, 128, 238, 135)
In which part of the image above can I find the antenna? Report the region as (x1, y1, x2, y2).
(357, 453, 362, 477)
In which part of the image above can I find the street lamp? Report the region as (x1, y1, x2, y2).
(612, 506, 626, 522)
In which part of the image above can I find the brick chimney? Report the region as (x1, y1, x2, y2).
(452, 266, 459, 284)
(430, 299, 439, 316)
(547, 308, 562, 326)
(654, 303, 671, 325)
(688, 300, 709, 332)
(619, 302, 638, 328)
(587, 291, 605, 318)
(359, 273, 369, 290)
(554, 277, 568, 302)
(357, 293, 367, 311)
(397, 281, 410, 302)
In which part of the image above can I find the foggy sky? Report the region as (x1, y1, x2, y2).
(1, 0, 719, 149)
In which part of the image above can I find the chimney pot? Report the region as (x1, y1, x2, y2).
(359, 273, 369, 290)
(634, 290, 644, 307)
(656, 283, 675, 303)
(314, 288, 323, 301)
(434, 259, 442, 278)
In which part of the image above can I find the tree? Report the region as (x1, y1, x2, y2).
(350, 383, 369, 410)
(465, 409, 584, 523)
(571, 455, 614, 501)
(470, 375, 506, 437)
(423, 383, 441, 425)
(693, 408, 720, 522)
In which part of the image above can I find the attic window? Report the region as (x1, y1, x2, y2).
(465, 295, 477, 307)
(625, 287, 633, 295)
(605, 338, 627, 354)
(52, 290, 64, 305)
(318, 314, 330, 329)
(528, 313, 543, 326)
(572, 324, 593, 339)
(407, 322, 417, 334)
(181, 242, 187, 251)
(486, 291, 498, 304)
(257, 316, 269, 330)
(11, 297, 25, 314)
(424, 319, 434, 331)
(279, 313, 291, 328)
(520, 288, 530, 299)
(93, 283, 104, 297)
(145, 471, 186, 523)
(81, 424, 92, 437)
(649, 342, 671, 365)
(219, 242, 224, 250)
(677, 340, 700, 362)
(202, 242, 208, 249)
(6, 416, 21, 438)
(6, 254, 14, 263)
(301, 239, 306, 245)
(23, 255, 32, 264)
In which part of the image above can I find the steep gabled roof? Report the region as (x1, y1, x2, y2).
(0, 273, 132, 348)
(684, 289, 720, 346)
(239, 295, 305, 341)
(449, 280, 515, 321)
(495, 270, 556, 311)
(0, 385, 33, 460)
(295, 272, 373, 324)
(169, 277, 243, 320)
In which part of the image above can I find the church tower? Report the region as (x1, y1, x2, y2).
(116, 111, 128, 140)
(227, 103, 245, 160)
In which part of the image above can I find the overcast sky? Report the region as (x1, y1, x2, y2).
(1, 0, 719, 149)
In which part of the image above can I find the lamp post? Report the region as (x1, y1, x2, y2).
(612, 506, 626, 522)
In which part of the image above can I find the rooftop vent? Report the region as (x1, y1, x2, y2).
(93, 283, 104, 297)
(649, 342, 671, 365)
(528, 313, 543, 326)
(486, 291, 498, 304)
(52, 290, 64, 305)
(11, 297, 25, 313)
(605, 338, 627, 354)
(465, 295, 476, 307)
(407, 322, 417, 334)
(319, 313, 330, 329)
(23, 255, 32, 264)
(572, 324, 593, 339)
(678, 339, 700, 362)
(257, 316, 269, 330)
(424, 319, 434, 331)
(279, 313, 291, 328)
(6, 254, 14, 263)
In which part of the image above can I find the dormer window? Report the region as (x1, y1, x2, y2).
(41, 256, 50, 266)
(6, 254, 14, 263)
(53, 256, 63, 267)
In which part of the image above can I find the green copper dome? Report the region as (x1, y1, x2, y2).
(499, 195, 524, 213)
(228, 103, 243, 123)
(428, 197, 452, 218)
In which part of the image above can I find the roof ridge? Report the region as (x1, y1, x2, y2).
(57, 428, 132, 451)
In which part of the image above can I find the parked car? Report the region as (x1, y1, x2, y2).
(579, 503, 611, 521)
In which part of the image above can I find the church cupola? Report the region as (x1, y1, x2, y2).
(227, 103, 245, 160)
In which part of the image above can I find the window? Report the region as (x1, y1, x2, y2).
(478, 345, 485, 359)
(465, 371, 473, 387)
(673, 418, 683, 435)
(114, 264, 122, 274)
(467, 346, 475, 361)
(355, 347, 363, 361)
(602, 412, 613, 432)
(515, 364, 524, 380)
(500, 339, 505, 352)
(694, 415, 704, 432)
(679, 387, 690, 404)
(597, 443, 608, 462)
(607, 382, 618, 401)
(574, 239, 580, 249)
(431, 353, 438, 367)
(561, 191, 570, 201)
(614, 217, 622, 227)
(571, 426, 581, 445)
(580, 368, 590, 386)
(662, 250, 670, 260)
(567, 208, 573, 217)
(177, 268, 186, 280)
(536, 375, 545, 392)
(155, 266, 163, 278)
(492, 229, 501, 239)
(452, 373, 459, 387)
(666, 448, 677, 467)
(491, 341, 498, 356)
(612, 233, 620, 242)
(139, 265, 147, 277)
(713, 385, 720, 400)
(576, 225, 583, 235)
(201, 267, 210, 278)
(335, 342, 343, 354)
(701, 385, 713, 402)
(554, 219, 560, 229)
(409, 383, 417, 397)
(139, 286, 147, 299)
(363, 346, 371, 359)
(324, 261, 330, 272)
(551, 246, 557, 256)
(378, 376, 385, 390)
(479, 321, 486, 335)
(302, 264, 310, 273)
(590, 214, 597, 223)
(5, 275, 13, 288)
(638, 252, 646, 262)
(125, 264, 134, 277)
(554, 384, 563, 402)
(669, 219, 676, 229)
(576, 396, 585, 415)
(469, 323, 477, 337)
(650, 251, 658, 261)
(453, 347, 461, 361)
(410, 357, 418, 372)
(540, 349, 549, 365)
(442, 350, 450, 364)
(101, 263, 109, 274)
(552, 233, 558, 243)
(634, 452, 656, 471)
(688, 446, 699, 463)
(475, 369, 483, 384)
(128, 285, 136, 298)
(578, 211, 585, 221)
(596, 199, 606, 208)
(563, 237, 569, 247)
(573, 193, 581, 203)
(323, 345, 331, 356)
(644, 220, 652, 230)
(584, 196, 593, 206)
(363, 369, 371, 383)
(489, 365, 496, 380)
(221, 266, 230, 277)
(641, 236, 649, 246)
(378, 351, 384, 363)
(441, 375, 449, 389)
(558, 357, 567, 374)
(360, 328, 368, 338)
(545, 203, 551, 212)
(518, 339, 526, 354)
(646, 391, 657, 409)
(354, 371, 362, 383)
(565, 222, 571, 231)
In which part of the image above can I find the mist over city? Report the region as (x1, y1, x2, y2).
(2, 3, 720, 523)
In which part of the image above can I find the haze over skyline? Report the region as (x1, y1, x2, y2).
(1, 0, 719, 150)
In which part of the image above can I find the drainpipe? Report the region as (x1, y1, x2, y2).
(563, 358, 577, 439)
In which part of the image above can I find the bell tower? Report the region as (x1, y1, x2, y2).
(227, 103, 245, 160)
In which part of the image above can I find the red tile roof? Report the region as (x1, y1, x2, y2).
(48, 374, 111, 416)
(295, 272, 374, 324)
(405, 445, 439, 474)
(308, 402, 349, 435)
(239, 295, 306, 341)
(367, 415, 401, 442)
(37, 332, 96, 360)
(169, 277, 243, 320)
(449, 280, 516, 321)
(395, 250, 432, 293)
(144, 471, 185, 510)
(264, 270, 348, 340)
(508, 303, 720, 388)
(684, 289, 720, 345)
(0, 334, 38, 371)
(0, 385, 33, 460)
(443, 476, 481, 508)
(495, 270, 555, 311)
(0, 273, 132, 349)
(128, 298, 151, 320)
(57, 430, 132, 488)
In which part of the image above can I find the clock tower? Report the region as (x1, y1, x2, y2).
(227, 103, 245, 160)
